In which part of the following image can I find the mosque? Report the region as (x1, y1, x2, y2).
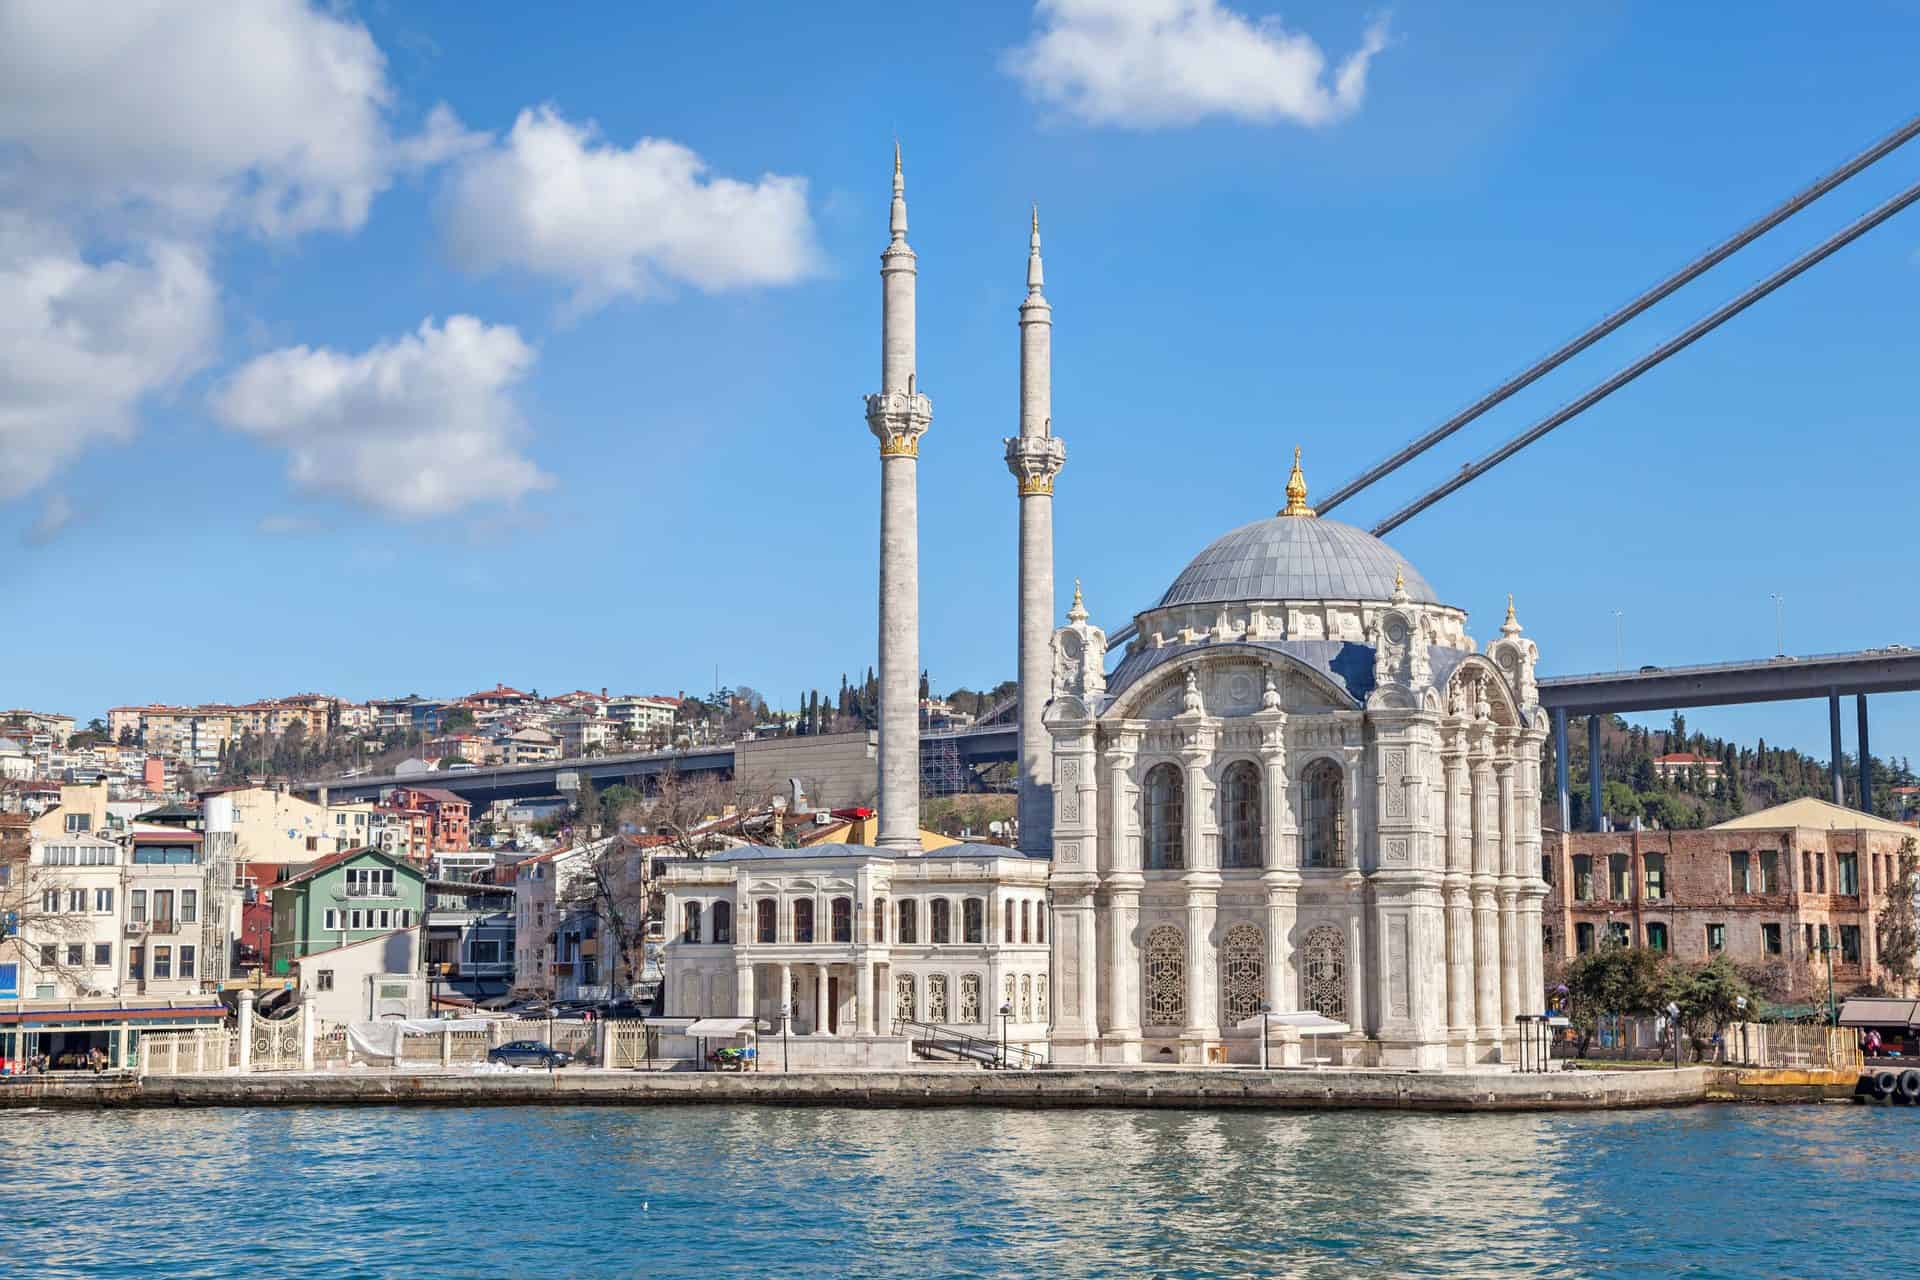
(662, 152, 1548, 1069)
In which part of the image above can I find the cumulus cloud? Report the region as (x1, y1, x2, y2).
(441, 106, 819, 311)
(0, 215, 219, 501)
(210, 316, 551, 519)
(0, 0, 479, 238)
(1006, 0, 1390, 128)
(22, 493, 75, 547)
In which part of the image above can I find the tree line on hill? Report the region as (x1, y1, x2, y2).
(1550, 711, 1918, 831)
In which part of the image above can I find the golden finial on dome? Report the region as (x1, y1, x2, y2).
(1279, 445, 1316, 518)
(1395, 566, 1405, 591)
(1067, 577, 1088, 624)
(1502, 592, 1522, 636)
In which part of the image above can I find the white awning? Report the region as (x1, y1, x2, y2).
(1235, 1010, 1352, 1035)
(684, 1017, 757, 1037)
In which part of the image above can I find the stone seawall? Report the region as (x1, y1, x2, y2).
(1, 1065, 1723, 1112)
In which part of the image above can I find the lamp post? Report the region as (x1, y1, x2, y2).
(1771, 593, 1785, 656)
(782, 999, 792, 1073)
(999, 1002, 1011, 1070)
(1734, 995, 1748, 1065)
(1818, 937, 1838, 1027)
(1666, 1000, 1682, 1069)
(1258, 1000, 1271, 1070)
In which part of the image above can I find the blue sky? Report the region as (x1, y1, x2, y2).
(3, 1, 1918, 764)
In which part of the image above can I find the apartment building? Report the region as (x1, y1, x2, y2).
(14, 834, 124, 1000)
(123, 829, 210, 998)
(1544, 797, 1916, 998)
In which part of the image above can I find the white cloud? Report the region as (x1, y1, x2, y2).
(441, 106, 819, 311)
(0, 0, 479, 238)
(1006, 0, 1390, 128)
(210, 316, 551, 519)
(0, 215, 219, 501)
(22, 493, 74, 547)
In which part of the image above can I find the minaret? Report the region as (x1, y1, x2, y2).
(1006, 206, 1067, 854)
(866, 145, 932, 852)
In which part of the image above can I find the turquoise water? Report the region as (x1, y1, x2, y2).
(0, 1103, 1913, 1277)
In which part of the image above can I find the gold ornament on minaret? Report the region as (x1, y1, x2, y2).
(1279, 445, 1316, 517)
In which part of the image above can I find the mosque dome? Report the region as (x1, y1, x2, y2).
(1155, 448, 1439, 609)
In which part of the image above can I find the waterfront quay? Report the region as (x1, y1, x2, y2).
(0, 1062, 1860, 1111)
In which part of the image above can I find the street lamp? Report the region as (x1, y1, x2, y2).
(1257, 1000, 1271, 1070)
(1666, 1000, 1682, 1069)
(1734, 995, 1748, 1065)
(782, 999, 792, 1074)
(999, 1001, 1011, 1070)
(1770, 593, 1785, 657)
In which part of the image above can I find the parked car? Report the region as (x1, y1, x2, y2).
(487, 1041, 573, 1068)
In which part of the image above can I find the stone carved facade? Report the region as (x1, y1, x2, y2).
(1044, 458, 1548, 1068)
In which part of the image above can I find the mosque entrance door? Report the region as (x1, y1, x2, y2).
(828, 976, 842, 1034)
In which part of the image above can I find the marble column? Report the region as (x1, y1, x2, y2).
(867, 146, 932, 853)
(1102, 733, 1142, 1059)
(1496, 743, 1521, 1035)
(1443, 733, 1475, 1046)
(814, 965, 830, 1036)
(780, 963, 794, 1031)
(734, 959, 753, 1021)
(857, 961, 875, 1036)
(1470, 730, 1502, 1050)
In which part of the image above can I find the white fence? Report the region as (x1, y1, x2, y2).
(140, 1014, 629, 1076)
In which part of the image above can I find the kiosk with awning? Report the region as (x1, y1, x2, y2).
(0, 999, 228, 1072)
(1839, 998, 1920, 1059)
(685, 1017, 758, 1071)
(1235, 1010, 1352, 1068)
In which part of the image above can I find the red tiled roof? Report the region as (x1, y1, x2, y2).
(1654, 752, 1716, 764)
(274, 845, 407, 888)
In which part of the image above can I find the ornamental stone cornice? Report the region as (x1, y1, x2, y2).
(1004, 434, 1066, 495)
(866, 389, 932, 457)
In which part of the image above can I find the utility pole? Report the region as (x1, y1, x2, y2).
(1771, 593, 1785, 656)
(1613, 610, 1624, 671)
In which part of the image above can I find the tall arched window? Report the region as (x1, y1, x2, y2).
(831, 897, 853, 943)
(873, 897, 886, 943)
(1143, 764, 1185, 870)
(1220, 761, 1264, 869)
(927, 973, 950, 1023)
(1221, 923, 1264, 1025)
(1004, 900, 1015, 943)
(895, 972, 916, 1023)
(793, 899, 814, 944)
(1302, 760, 1346, 868)
(756, 899, 776, 943)
(1020, 900, 1031, 943)
(682, 901, 703, 944)
(960, 973, 982, 1024)
(963, 898, 984, 944)
(1143, 924, 1186, 1026)
(1036, 979, 1048, 1021)
(931, 899, 952, 944)
(712, 901, 733, 945)
(1302, 924, 1347, 1021)
(1020, 974, 1033, 1020)
(1035, 902, 1046, 944)
(897, 899, 918, 944)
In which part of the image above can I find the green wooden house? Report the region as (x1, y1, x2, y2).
(269, 848, 426, 976)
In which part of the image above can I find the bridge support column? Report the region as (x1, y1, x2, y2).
(1552, 708, 1570, 833)
(1829, 691, 1844, 806)
(1857, 694, 1872, 814)
(1587, 715, 1603, 833)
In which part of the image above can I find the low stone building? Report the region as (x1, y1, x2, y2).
(660, 844, 1052, 1064)
(1543, 797, 1917, 998)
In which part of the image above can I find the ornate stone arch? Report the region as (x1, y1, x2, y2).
(1445, 655, 1523, 728)
(1220, 922, 1265, 1025)
(1298, 755, 1348, 868)
(1103, 646, 1360, 723)
(1301, 924, 1347, 1021)
(1217, 757, 1264, 869)
(1142, 924, 1186, 1027)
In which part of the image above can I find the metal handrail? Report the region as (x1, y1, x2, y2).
(894, 1018, 1040, 1069)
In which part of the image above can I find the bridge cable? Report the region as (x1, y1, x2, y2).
(1370, 176, 1920, 536)
(1317, 112, 1920, 517)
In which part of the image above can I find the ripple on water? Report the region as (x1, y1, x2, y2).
(0, 1103, 1915, 1278)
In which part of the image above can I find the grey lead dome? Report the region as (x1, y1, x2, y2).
(1156, 515, 1439, 608)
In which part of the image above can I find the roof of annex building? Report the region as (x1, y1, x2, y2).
(1710, 796, 1918, 838)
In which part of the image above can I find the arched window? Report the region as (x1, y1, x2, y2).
(1302, 924, 1347, 1022)
(927, 973, 950, 1023)
(1035, 978, 1048, 1021)
(1220, 761, 1264, 869)
(1302, 760, 1346, 868)
(831, 897, 853, 943)
(793, 899, 814, 944)
(1020, 901, 1031, 943)
(963, 898, 984, 944)
(895, 972, 916, 1023)
(1003, 973, 1016, 1014)
(756, 899, 776, 943)
(682, 901, 703, 944)
(1004, 900, 1015, 943)
(1221, 923, 1264, 1025)
(1144, 925, 1186, 1026)
(1035, 902, 1046, 944)
(897, 899, 918, 944)
(931, 899, 952, 944)
(1020, 974, 1033, 1020)
(712, 901, 733, 945)
(960, 973, 982, 1024)
(1143, 764, 1185, 870)
(873, 897, 886, 943)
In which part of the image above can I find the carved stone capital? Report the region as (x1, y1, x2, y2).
(1004, 434, 1067, 495)
(866, 390, 933, 457)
